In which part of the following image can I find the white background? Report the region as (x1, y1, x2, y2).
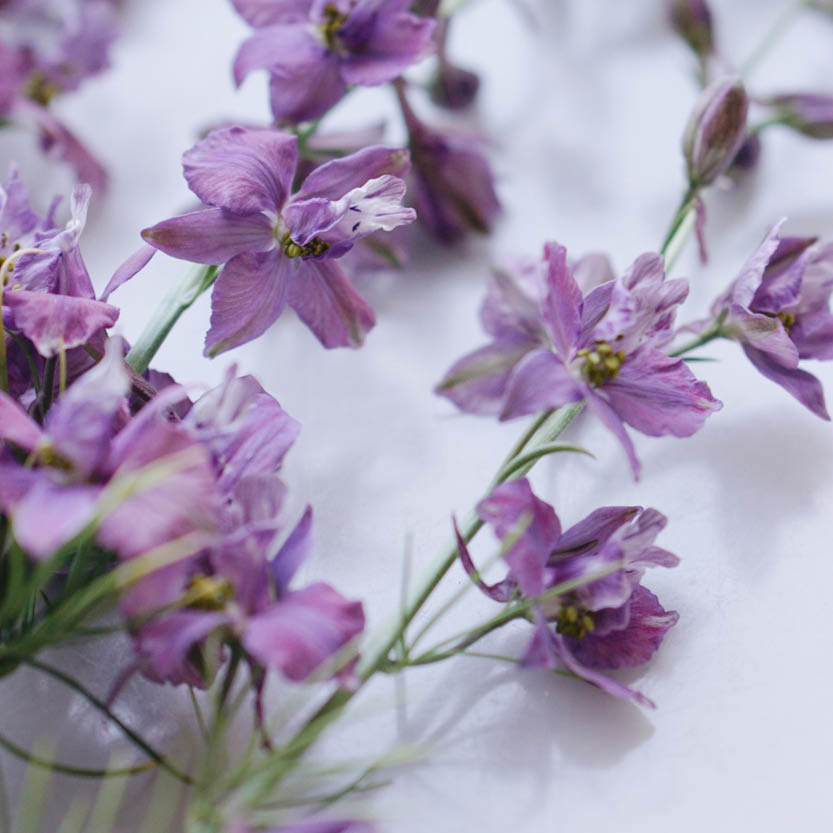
(2, 0, 833, 830)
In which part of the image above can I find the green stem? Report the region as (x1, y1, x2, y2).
(125, 264, 218, 375)
(495, 441, 593, 484)
(669, 314, 727, 358)
(0, 731, 154, 779)
(24, 659, 193, 785)
(659, 186, 699, 268)
(740, 0, 808, 77)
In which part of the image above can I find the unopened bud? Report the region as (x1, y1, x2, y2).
(770, 93, 833, 140)
(430, 62, 480, 110)
(683, 76, 749, 187)
(668, 0, 714, 60)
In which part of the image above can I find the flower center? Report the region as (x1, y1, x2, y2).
(24, 72, 59, 106)
(185, 575, 234, 611)
(576, 341, 626, 387)
(555, 604, 595, 639)
(776, 311, 796, 332)
(320, 3, 348, 50)
(283, 236, 331, 259)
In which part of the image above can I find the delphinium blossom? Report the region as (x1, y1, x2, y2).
(436, 241, 721, 476)
(0, 0, 119, 188)
(702, 220, 833, 419)
(456, 478, 679, 707)
(0, 168, 118, 396)
(231, 0, 436, 124)
(142, 126, 416, 354)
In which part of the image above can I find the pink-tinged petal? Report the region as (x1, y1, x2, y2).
(520, 614, 655, 707)
(585, 390, 641, 479)
(45, 338, 130, 475)
(242, 582, 365, 681)
(791, 311, 833, 360)
(270, 505, 313, 595)
(573, 252, 615, 291)
(4, 291, 119, 357)
(454, 517, 515, 602)
(541, 242, 582, 358)
(13, 480, 101, 560)
(142, 209, 275, 265)
(205, 249, 288, 356)
(604, 349, 722, 438)
(436, 342, 533, 416)
(553, 507, 640, 559)
(287, 258, 375, 348)
(0, 392, 43, 451)
(100, 244, 157, 301)
(340, 9, 435, 86)
(500, 349, 583, 420)
(722, 304, 799, 365)
(567, 586, 679, 670)
(183, 126, 298, 214)
(134, 610, 230, 688)
(231, 0, 311, 26)
(293, 145, 411, 202)
(742, 345, 830, 419)
(718, 220, 785, 311)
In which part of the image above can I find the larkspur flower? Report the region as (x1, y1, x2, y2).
(437, 242, 721, 477)
(707, 220, 833, 419)
(232, 0, 435, 124)
(142, 126, 416, 354)
(395, 83, 500, 244)
(456, 478, 679, 707)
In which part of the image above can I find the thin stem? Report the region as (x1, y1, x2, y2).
(125, 264, 218, 375)
(740, 0, 807, 77)
(669, 314, 727, 358)
(40, 356, 56, 417)
(659, 186, 699, 268)
(495, 442, 594, 484)
(0, 730, 154, 778)
(24, 659, 193, 784)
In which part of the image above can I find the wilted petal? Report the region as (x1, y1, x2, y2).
(585, 390, 641, 479)
(604, 349, 722, 437)
(183, 127, 298, 215)
(293, 146, 411, 202)
(552, 506, 640, 560)
(4, 291, 118, 357)
(742, 345, 830, 419)
(142, 209, 275, 265)
(500, 349, 583, 420)
(791, 310, 833, 360)
(454, 518, 515, 602)
(205, 249, 288, 356)
(287, 258, 375, 348)
(566, 585, 679, 670)
(722, 304, 799, 365)
(243, 583, 365, 681)
(435, 343, 532, 416)
(751, 236, 813, 313)
(718, 220, 785, 310)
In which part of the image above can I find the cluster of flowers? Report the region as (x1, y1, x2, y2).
(0, 171, 366, 708)
(0, 0, 121, 189)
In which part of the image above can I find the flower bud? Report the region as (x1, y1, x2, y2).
(430, 62, 480, 110)
(667, 0, 714, 61)
(770, 93, 833, 140)
(726, 134, 762, 178)
(683, 76, 749, 187)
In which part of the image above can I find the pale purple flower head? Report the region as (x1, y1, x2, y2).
(710, 220, 833, 419)
(232, 0, 436, 124)
(142, 126, 416, 354)
(437, 242, 722, 477)
(456, 478, 679, 707)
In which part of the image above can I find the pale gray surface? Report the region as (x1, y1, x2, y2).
(2, 0, 833, 830)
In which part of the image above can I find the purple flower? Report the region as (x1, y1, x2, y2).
(683, 76, 749, 188)
(396, 84, 500, 243)
(232, 0, 435, 124)
(1, 169, 118, 364)
(142, 126, 415, 354)
(709, 220, 833, 419)
(231, 820, 375, 833)
(769, 93, 833, 140)
(436, 242, 721, 477)
(456, 478, 679, 707)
